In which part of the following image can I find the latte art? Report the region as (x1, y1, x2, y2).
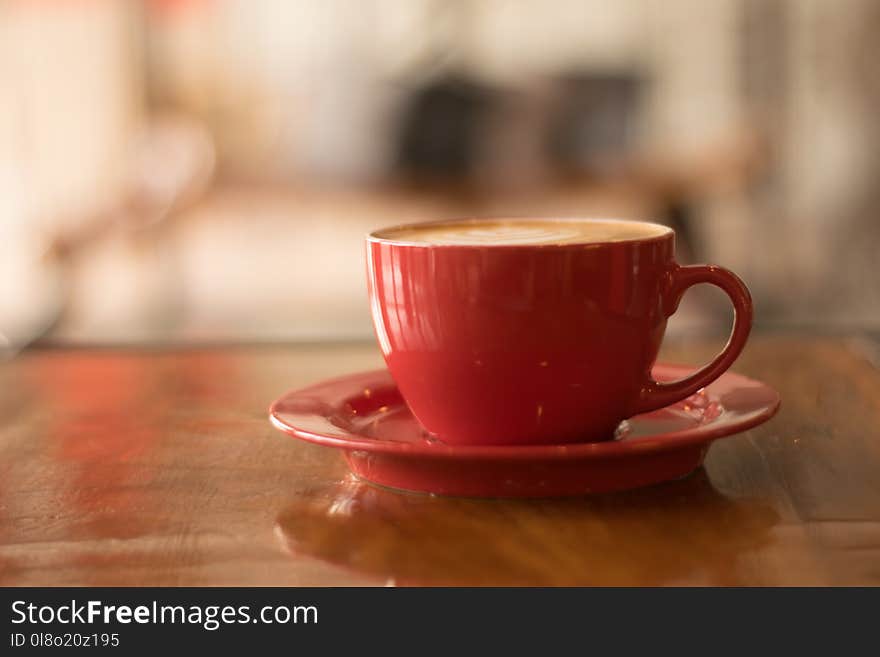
(419, 224, 584, 245)
(373, 219, 671, 246)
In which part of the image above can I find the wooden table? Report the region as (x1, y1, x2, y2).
(2, 335, 879, 586)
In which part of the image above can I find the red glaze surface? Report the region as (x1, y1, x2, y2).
(366, 219, 753, 445)
(269, 364, 780, 497)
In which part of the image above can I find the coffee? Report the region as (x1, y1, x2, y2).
(367, 216, 752, 445)
(373, 219, 670, 246)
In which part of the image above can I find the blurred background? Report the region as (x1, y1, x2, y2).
(1, 0, 879, 352)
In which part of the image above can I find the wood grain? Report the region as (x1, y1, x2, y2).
(1, 336, 878, 586)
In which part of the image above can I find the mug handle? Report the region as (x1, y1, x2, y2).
(631, 264, 753, 415)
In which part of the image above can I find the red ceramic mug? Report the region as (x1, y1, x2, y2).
(366, 218, 752, 446)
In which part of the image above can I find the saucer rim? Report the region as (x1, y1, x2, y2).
(268, 363, 781, 461)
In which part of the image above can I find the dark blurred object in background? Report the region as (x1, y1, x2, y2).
(546, 72, 644, 179)
(395, 74, 498, 185)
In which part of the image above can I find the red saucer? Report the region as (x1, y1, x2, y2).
(269, 364, 780, 497)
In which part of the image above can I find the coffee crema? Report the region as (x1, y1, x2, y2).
(371, 219, 671, 246)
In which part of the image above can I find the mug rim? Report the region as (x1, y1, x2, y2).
(366, 217, 674, 248)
